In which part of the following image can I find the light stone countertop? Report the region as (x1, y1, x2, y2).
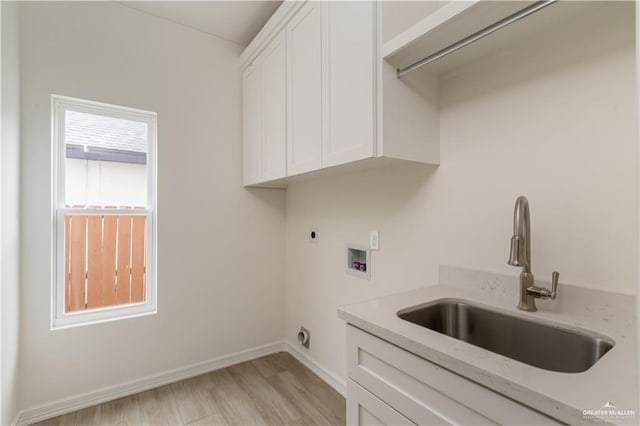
(338, 266, 638, 425)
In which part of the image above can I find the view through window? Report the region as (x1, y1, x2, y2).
(52, 96, 157, 328)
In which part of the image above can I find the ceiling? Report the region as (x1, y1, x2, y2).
(120, 1, 282, 47)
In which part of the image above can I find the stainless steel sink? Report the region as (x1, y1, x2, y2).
(397, 299, 614, 373)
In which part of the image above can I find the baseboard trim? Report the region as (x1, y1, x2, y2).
(284, 341, 347, 397)
(15, 341, 286, 426)
(15, 340, 347, 425)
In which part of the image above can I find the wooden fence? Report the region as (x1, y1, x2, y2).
(65, 214, 146, 312)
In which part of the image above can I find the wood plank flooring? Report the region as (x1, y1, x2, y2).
(34, 352, 346, 426)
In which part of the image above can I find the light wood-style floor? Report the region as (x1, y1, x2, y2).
(35, 352, 346, 426)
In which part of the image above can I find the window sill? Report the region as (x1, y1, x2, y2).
(51, 302, 156, 330)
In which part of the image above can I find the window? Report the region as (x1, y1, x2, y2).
(52, 95, 157, 329)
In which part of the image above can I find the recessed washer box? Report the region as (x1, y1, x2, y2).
(346, 244, 370, 280)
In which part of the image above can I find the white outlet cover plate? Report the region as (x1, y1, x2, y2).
(370, 231, 379, 250)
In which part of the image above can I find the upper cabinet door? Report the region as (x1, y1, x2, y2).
(286, 1, 323, 176)
(322, 1, 375, 168)
(262, 31, 287, 181)
(242, 57, 262, 185)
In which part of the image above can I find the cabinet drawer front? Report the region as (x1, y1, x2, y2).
(347, 325, 560, 426)
(348, 379, 414, 426)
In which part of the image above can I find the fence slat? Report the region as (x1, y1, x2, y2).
(101, 216, 118, 307)
(86, 216, 103, 309)
(65, 213, 146, 312)
(116, 215, 132, 305)
(130, 216, 146, 303)
(64, 216, 71, 312)
(68, 215, 87, 312)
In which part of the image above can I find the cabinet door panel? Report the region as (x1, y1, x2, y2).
(347, 379, 414, 426)
(323, 1, 375, 168)
(286, 1, 323, 176)
(262, 31, 287, 181)
(242, 59, 262, 185)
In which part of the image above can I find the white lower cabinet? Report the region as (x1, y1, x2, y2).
(346, 325, 562, 426)
(348, 379, 413, 426)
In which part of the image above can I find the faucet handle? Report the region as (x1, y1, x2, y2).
(534, 271, 559, 301)
(550, 271, 559, 300)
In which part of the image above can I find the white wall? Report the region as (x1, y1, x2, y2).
(65, 159, 147, 207)
(637, 0, 640, 415)
(19, 1, 285, 412)
(1, 1, 21, 424)
(286, 3, 637, 382)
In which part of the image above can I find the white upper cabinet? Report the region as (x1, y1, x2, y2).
(240, 1, 440, 187)
(241, 30, 287, 186)
(322, 1, 375, 168)
(286, 1, 323, 176)
(241, 57, 262, 186)
(262, 31, 287, 181)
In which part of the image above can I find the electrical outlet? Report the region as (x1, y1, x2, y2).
(370, 231, 379, 250)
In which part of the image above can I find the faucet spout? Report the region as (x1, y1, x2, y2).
(508, 196, 531, 273)
(507, 196, 559, 312)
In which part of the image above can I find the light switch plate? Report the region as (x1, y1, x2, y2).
(369, 231, 379, 250)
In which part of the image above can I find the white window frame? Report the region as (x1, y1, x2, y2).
(51, 95, 157, 329)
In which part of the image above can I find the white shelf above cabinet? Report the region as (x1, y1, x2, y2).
(383, 1, 536, 70)
(383, 1, 609, 78)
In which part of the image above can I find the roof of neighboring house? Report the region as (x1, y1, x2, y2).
(65, 110, 147, 164)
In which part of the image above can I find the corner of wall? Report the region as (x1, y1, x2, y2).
(1, 1, 22, 424)
(635, 0, 640, 415)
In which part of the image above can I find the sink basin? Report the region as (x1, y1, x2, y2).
(397, 299, 614, 373)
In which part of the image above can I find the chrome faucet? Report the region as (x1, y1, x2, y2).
(507, 196, 559, 311)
